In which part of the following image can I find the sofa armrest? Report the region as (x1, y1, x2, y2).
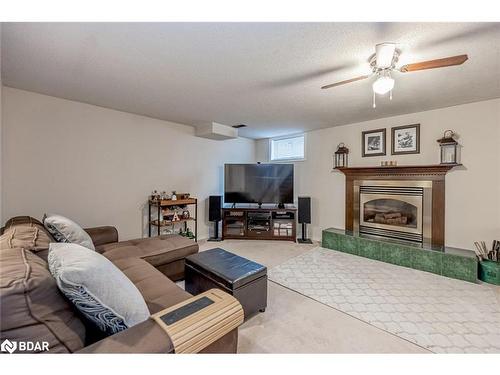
(151, 289, 243, 353)
(84, 226, 118, 247)
(77, 319, 175, 354)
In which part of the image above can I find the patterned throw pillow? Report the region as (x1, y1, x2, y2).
(43, 214, 95, 250)
(48, 243, 150, 334)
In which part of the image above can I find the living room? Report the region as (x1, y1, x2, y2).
(1, 2, 500, 374)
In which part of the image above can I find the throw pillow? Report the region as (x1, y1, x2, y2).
(43, 214, 95, 250)
(48, 243, 150, 334)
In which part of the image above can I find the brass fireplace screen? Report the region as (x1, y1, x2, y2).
(354, 180, 432, 243)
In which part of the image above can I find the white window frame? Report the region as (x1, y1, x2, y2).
(269, 133, 306, 162)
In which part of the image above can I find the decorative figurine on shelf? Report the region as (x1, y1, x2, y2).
(163, 213, 174, 221)
(172, 211, 180, 222)
(182, 210, 190, 219)
(151, 190, 157, 201)
(437, 130, 460, 165)
(334, 143, 349, 169)
(171, 191, 177, 201)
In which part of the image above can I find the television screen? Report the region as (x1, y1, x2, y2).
(224, 164, 294, 204)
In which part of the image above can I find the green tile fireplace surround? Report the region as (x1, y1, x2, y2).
(322, 228, 478, 283)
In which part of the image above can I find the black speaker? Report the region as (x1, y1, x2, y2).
(208, 195, 222, 242)
(208, 196, 222, 222)
(297, 196, 312, 244)
(298, 197, 311, 224)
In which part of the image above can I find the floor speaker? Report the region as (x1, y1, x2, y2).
(208, 195, 222, 241)
(298, 197, 311, 224)
(297, 196, 312, 244)
(209, 196, 222, 222)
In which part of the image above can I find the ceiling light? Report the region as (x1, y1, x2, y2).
(372, 75, 394, 95)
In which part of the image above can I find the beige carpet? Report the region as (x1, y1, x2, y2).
(199, 240, 430, 353)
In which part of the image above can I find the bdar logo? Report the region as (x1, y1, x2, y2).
(1, 339, 49, 353)
(1, 339, 17, 354)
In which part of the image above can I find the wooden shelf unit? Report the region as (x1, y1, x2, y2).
(150, 217, 196, 227)
(222, 206, 296, 242)
(150, 198, 197, 207)
(148, 198, 197, 241)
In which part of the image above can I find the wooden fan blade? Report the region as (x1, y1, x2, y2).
(399, 54, 468, 73)
(321, 75, 370, 89)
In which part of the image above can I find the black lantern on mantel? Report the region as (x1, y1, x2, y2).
(437, 130, 459, 165)
(334, 143, 349, 169)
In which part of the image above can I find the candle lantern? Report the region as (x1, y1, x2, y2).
(334, 143, 349, 168)
(437, 130, 459, 165)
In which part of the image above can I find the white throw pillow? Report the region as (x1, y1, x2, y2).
(48, 243, 150, 334)
(43, 213, 95, 250)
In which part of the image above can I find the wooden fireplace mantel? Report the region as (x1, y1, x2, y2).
(337, 164, 462, 247)
(336, 164, 461, 179)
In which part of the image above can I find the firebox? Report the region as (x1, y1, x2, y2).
(353, 180, 432, 243)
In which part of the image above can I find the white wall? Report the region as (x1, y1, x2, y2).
(2, 88, 256, 240)
(257, 99, 500, 250)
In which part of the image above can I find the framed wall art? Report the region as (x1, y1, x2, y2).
(391, 124, 420, 155)
(362, 128, 386, 157)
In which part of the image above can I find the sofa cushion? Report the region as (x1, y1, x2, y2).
(0, 225, 53, 253)
(111, 256, 192, 314)
(98, 234, 198, 268)
(3, 216, 51, 235)
(43, 214, 95, 250)
(0, 247, 86, 353)
(48, 243, 150, 335)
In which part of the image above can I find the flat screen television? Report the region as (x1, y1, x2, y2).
(224, 163, 294, 204)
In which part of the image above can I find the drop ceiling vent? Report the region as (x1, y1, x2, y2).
(195, 122, 238, 140)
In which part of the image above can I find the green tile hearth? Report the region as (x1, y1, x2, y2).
(443, 254, 478, 283)
(321, 230, 338, 250)
(411, 249, 443, 275)
(337, 235, 359, 255)
(380, 243, 412, 268)
(358, 238, 381, 260)
(322, 228, 478, 283)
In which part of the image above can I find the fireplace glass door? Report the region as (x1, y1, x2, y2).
(363, 197, 418, 229)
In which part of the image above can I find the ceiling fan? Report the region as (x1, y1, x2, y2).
(321, 43, 468, 108)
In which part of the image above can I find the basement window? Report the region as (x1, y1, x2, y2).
(270, 134, 305, 162)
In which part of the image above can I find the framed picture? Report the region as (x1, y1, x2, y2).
(391, 124, 420, 155)
(362, 128, 386, 157)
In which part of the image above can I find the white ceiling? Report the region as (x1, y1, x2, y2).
(2, 22, 500, 139)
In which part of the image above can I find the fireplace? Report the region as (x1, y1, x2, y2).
(338, 165, 459, 247)
(353, 180, 432, 244)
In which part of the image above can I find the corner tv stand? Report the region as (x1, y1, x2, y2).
(222, 206, 296, 242)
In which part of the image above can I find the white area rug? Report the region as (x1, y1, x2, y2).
(269, 247, 500, 353)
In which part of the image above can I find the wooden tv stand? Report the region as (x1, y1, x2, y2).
(222, 206, 296, 241)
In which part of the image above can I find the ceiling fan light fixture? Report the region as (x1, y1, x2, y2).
(372, 75, 395, 95)
(375, 43, 396, 69)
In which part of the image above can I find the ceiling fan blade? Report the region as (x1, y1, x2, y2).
(321, 75, 371, 90)
(399, 54, 468, 73)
